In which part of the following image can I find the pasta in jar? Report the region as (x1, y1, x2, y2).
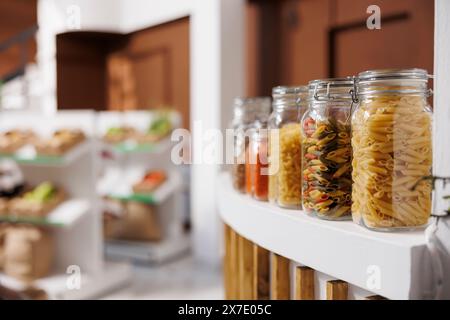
(352, 69, 432, 230)
(301, 79, 353, 220)
(277, 123, 303, 207)
(268, 86, 308, 209)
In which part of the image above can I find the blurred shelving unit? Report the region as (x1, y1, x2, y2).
(0, 111, 131, 299)
(97, 111, 190, 264)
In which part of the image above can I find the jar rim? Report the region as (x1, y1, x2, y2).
(233, 96, 271, 106)
(272, 85, 308, 95)
(358, 68, 429, 82)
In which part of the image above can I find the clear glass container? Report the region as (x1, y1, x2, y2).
(249, 124, 269, 201)
(268, 86, 308, 208)
(301, 78, 353, 220)
(231, 97, 271, 194)
(352, 68, 433, 231)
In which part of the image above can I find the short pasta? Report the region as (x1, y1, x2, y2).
(351, 94, 432, 229)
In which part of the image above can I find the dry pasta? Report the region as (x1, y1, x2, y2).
(351, 95, 432, 229)
(302, 116, 352, 219)
(268, 124, 302, 208)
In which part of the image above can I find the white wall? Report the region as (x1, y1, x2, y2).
(37, 0, 245, 265)
(433, 0, 450, 215)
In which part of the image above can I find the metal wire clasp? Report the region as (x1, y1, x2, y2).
(313, 82, 333, 101)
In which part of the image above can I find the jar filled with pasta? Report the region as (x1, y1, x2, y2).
(268, 86, 308, 208)
(231, 97, 271, 194)
(249, 124, 269, 201)
(352, 69, 432, 231)
(301, 78, 353, 220)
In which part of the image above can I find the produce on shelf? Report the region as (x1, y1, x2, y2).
(103, 126, 137, 144)
(302, 117, 352, 219)
(3, 226, 54, 281)
(9, 182, 65, 217)
(352, 94, 432, 229)
(35, 129, 86, 156)
(0, 130, 36, 154)
(0, 160, 25, 215)
(132, 170, 167, 194)
(103, 198, 162, 241)
(146, 114, 172, 140)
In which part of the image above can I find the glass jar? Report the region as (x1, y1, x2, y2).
(352, 69, 432, 231)
(249, 124, 269, 201)
(268, 86, 308, 208)
(301, 78, 353, 220)
(231, 97, 271, 194)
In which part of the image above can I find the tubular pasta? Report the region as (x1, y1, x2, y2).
(351, 94, 432, 229)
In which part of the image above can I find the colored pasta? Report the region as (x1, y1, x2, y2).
(302, 117, 352, 219)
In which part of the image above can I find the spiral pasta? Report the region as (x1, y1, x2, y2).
(351, 95, 432, 229)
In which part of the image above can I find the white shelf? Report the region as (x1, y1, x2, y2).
(0, 198, 90, 228)
(0, 261, 131, 300)
(217, 172, 433, 300)
(101, 137, 174, 155)
(105, 233, 191, 264)
(0, 141, 91, 167)
(103, 170, 183, 205)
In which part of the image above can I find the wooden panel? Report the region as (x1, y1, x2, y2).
(271, 253, 290, 300)
(326, 280, 348, 300)
(223, 224, 231, 299)
(294, 266, 315, 300)
(0, 0, 37, 80)
(278, 0, 331, 86)
(130, 49, 170, 109)
(366, 295, 387, 300)
(229, 227, 239, 299)
(245, 1, 262, 97)
(252, 244, 270, 300)
(125, 17, 190, 128)
(238, 235, 254, 299)
(57, 32, 123, 110)
(332, 0, 434, 77)
(246, 0, 433, 94)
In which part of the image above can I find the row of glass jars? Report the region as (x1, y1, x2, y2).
(231, 68, 433, 231)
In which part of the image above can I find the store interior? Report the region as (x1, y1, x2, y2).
(0, 0, 449, 300)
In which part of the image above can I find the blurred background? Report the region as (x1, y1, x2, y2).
(0, 0, 434, 300)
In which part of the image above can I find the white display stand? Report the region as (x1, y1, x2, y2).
(0, 110, 131, 299)
(97, 111, 190, 264)
(217, 172, 441, 300)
